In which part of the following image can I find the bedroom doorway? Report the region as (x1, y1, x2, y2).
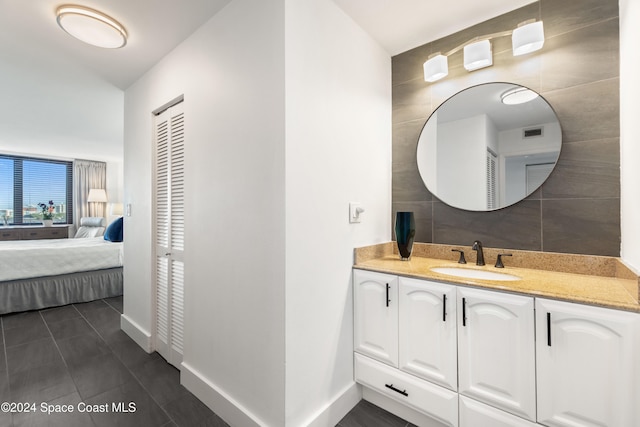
(152, 97, 185, 370)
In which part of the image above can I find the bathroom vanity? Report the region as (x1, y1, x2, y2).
(353, 242, 640, 427)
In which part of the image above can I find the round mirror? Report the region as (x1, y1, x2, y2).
(416, 82, 561, 211)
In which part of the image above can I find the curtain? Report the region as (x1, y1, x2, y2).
(74, 160, 107, 229)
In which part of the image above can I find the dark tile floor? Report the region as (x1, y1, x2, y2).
(0, 297, 406, 427)
(0, 297, 227, 427)
(336, 400, 414, 427)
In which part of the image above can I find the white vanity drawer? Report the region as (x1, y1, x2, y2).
(459, 395, 538, 427)
(355, 353, 458, 427)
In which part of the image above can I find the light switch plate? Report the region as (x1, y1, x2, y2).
(349, 202, 362, 223)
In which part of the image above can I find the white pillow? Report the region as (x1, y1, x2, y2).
(74, 226, 105, 238)
(80, 217, 105, 227)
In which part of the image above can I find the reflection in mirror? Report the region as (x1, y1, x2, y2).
(416, 83, 561, 211)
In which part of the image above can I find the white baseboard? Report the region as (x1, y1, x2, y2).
(181, 365, 360, 427)
(181, 361, 266, 427)
(302, 382, 361, 427)
(120, 314, 152, 353)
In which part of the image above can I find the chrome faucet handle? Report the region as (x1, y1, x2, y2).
(495, 253, 513, 268)
(451, 249, 466, 264)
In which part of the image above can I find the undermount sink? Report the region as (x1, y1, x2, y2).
(431, 267, 521, 281)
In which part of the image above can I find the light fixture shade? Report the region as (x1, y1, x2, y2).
(56, 5, 127, 49)
(464, 40, 493, 71)
(512, 21, 544, 56)
(501, 87, 539, 105)
(88, 189, 108, 203)
(423, 54, 448, 82)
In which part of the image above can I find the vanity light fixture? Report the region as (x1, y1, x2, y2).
(501, 87, 539, 105)
(423, 19, 544, 83)
(463, 40, 493, 71)
(423, 53, 449, 82)
(512, 20, 545, 56)
(56, 5, 127, 49)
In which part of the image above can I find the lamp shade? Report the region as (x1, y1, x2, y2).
(464, 40, 493, 71)
(512, 21, 544, 56)
(423, 54, 448, 82)
(87, 188, 108, 203)
(110, 203, 124, 216)
(56, 5, 127, 49)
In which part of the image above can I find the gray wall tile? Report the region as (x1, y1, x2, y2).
(543, 78, 619, 143)
(392, 44, 432, 86)
(392, 168, 431, 203)
(542, 138, 620, 199)
(392, 120, 423, 170)
(541, 18, 619, 92)
(392, 78, 431, 124)
(541, 0, 619, 38)
(433, 200, 542, 251)
(542, 198, 620, 256)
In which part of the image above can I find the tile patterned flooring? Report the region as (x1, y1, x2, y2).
(336, 400, 414, 427)
(0, 297, 226, 427)
(0, 297, 407, 427)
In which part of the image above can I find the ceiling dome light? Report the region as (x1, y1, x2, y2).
(56, 5, 127, 49)
(501, 87, 539, 105)
(512, 21, 544, 56)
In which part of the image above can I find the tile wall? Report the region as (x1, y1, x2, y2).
(392, 0, 620, 256)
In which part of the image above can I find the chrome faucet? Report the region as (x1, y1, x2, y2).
(472, 240, 485, 266)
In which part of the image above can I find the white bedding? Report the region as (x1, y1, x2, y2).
(0, 237, 123, 282)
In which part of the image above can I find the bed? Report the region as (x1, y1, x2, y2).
(0, 237, 123, 314)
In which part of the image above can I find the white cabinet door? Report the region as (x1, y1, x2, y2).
(354, 269, 399, 367)
(457, 287, 536, 421)
(399, 277, 457, 391)
(536, 298, 640, 427)
(459, 396, 537, 427)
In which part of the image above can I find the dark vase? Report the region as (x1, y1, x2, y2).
(395, 211, 416, 260)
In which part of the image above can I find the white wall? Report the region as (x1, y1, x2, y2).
(0, 50, 124, 220)
(438, 115, 488, 210)
(284, 0, 391, 425)
(123, 0, 286, 425)
(619, 0, 640, 272)
(125, 0, 390, 425)
(499, 122, 561, 206)
(0, 50, 124, 165)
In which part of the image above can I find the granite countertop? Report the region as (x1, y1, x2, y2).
(354, 242, 640, 313)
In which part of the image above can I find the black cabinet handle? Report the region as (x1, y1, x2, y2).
(547, 312, 552, 346)
(462, 298, 467, 326)
(386, 283, 390, 307)
(385, 383, 408, 397)
(442, 294, 447, 322)
(462, 297, 467, 326)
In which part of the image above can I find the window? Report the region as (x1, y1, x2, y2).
(0, 154, 73, 225)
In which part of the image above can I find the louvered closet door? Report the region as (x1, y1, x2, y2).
(486, 150, 497, 209)
(154, 101, 185, 369)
